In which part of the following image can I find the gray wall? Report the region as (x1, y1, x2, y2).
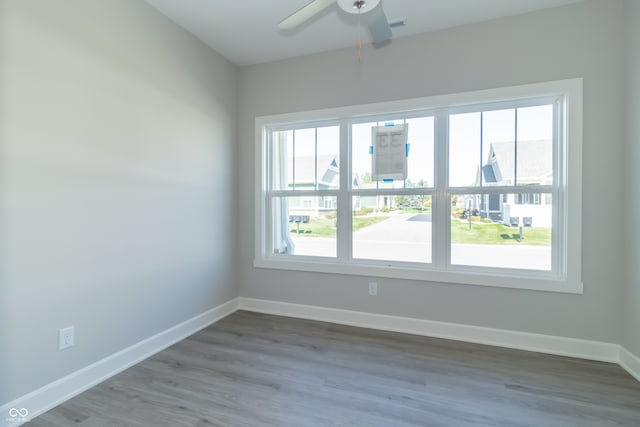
(623, 0, 640, 356)
(0, 0, 237, 404)
(237, 0, 626, 343)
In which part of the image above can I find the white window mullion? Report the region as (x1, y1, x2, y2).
(552, 99, 563, 276)
(433, 110, 449, 269)
(265, 195, 273, 257)
(263, 128, 274, 258)
(337, 119, 351, 263)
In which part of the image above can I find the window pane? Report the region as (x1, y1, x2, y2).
(352, 121, 404, 190)
(449, 113, 481, 187)
(273, 126, 341, 191)
(450, 193, 552, 270)
(482, 109, 515, 186)
(271, 196, 337, 258)
(406, 117, 435, 188)
(516, 105, 554, 186)
(352, 195, 432, 263)
(291, 128, 316, 190)
(352, 118, 433, 190)
(352, 122, 376, 189)
(316, 126, 340, 190)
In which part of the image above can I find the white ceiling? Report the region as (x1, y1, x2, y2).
(145, 0, 585, 66)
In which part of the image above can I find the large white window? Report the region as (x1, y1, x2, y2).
(255, 80, 583, 293)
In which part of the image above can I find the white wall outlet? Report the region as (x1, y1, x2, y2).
(59, 326, 75, 350)
(368, 281, 378, 296)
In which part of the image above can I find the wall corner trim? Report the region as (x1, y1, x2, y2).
(0, 298, 240, 427)
(619, 346, 640, 383)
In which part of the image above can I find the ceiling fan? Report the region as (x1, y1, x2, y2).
(278, 0, 393, 45)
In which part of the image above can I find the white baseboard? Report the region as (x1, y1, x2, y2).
(1, 298, 239, 427)
(3, 296, 637, 427)
(238, 297, 620, 363)
(619, 346, 640, 383)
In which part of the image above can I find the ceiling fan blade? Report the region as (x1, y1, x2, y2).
(366, 2, 392, 44)
(278, 0, 337, 31)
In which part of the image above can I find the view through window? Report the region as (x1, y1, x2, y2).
(257, 81, 582, 292)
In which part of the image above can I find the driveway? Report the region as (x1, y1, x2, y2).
(291, 212, 551, 270)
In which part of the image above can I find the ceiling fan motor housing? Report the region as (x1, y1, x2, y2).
(337, 0, 381, 14)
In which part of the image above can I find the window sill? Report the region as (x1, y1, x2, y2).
(253, 257, 584, 294)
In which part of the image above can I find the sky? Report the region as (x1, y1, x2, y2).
(450, 104, 553, 186)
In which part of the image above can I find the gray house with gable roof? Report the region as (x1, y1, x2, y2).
(473, 140, 553, 227)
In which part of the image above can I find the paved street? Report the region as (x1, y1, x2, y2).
(352, 213, 431, 263)
(291, 213, 551, 270)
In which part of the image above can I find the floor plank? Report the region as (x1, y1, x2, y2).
(32, 311, 640, 426)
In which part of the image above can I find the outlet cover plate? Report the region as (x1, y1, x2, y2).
(59, 326, 75, 350)
(368, 282, 378, 296)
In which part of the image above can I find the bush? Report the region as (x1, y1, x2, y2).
(354, 206, 373, 216)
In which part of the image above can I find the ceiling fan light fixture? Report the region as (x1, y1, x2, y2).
(337, 0, 381, 14)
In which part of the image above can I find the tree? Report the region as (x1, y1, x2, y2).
(419, 195, 431, 211)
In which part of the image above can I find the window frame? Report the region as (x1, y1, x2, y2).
(255, 79, 583, 294)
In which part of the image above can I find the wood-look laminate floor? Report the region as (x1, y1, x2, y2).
(32, 311, 640, 427)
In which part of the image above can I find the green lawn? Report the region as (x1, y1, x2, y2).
(451, 220, 551, 245)
(291, 216, 389, 237)
(291, 216, 550, 244)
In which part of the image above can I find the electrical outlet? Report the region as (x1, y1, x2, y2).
(59, 326, 75, 350)
(368, 281, 378, 296)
